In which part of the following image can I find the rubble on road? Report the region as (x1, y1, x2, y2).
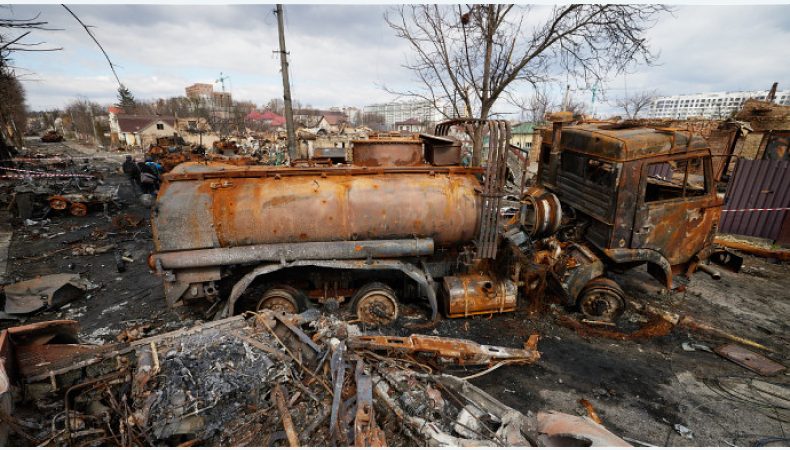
(2, 273, 94, 316)
(0, 312, 630, 447)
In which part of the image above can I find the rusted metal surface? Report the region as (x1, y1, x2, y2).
(576, 277, 625, 323)
(537, 121, 722, 287)
(47, 185, 119, 217)
(272, 383, 300, 446)
(761, 130, 790, 160)
(719, 159, 790, 243)
(520, 186, 562, 238)
(713, 237, 790, 261)
(442, 274, 517, 318)
(557, 244, 605, 305)
(347, 334, 540, 366)
(714, 343, 785, 376)
(706, 126, 740, 180)
(351, 139, 423, 167)
(632, 154, 722, 267)
(151, 238, 434, 270)
(223, 259, 438, 321)
(40, 131, 64, 143)
(353, 361, 386, 446)
(536, 411, 630, 447)
(420, 133, 462, 166)
(543, 124, 710, 162)
(578, 398, 603, 424)
(164, 162, 483, 180)
(434, 119, 510, 260)
(353, 282, 399, 326)
(153, 165, 481, 252)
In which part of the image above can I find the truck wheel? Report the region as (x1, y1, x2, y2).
(69, 202, 88, 217)
(577, 277, 625, 322)
(49, 196, 68, 210)
(351, 282, 399, 326)
(257, 286, 305, 314)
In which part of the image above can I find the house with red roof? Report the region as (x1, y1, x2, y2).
(247, 110, 286, 128)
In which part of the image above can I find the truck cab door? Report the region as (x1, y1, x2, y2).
(632, 155, 722, 267)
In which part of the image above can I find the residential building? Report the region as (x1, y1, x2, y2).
(174, 117, 220, 148)
(247, 110, 286, 128)
(363, 101, 453, 129)
(185, 83, 214, 102)
(109, 113, 177, 147)
(646, 89, 790, 120)
(510, 122, 535, 152)
(185, 82, 233, 120)
(394, 118, 424, 133)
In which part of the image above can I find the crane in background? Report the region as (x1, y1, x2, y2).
(215, 72, 230, 93)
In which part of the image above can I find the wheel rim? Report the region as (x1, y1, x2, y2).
(257, 289, 299, 314)
(356, 290, 399, 326)
(70, 203, 87, 217)
(579, 288, 624, 322)
(50, 197, 68, 210)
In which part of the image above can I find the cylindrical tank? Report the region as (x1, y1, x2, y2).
(152, 163, 481, 253)
(352, 139, 423, 167)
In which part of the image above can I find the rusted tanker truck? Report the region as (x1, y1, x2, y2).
(149, 117, 723, 325)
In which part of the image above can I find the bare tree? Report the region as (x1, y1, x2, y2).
(511, 86, 555, 124)
(615, 89, 657, 119)
(64, 98, 107, 145)
(565, 97, 589, 118)
(1, 8, 61, 146)
(362, 112, 386, 131)
(386, 5, 670, 164)
(265, 98, 285, 114)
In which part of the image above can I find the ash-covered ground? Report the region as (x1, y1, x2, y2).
(2, 139, 788, 447)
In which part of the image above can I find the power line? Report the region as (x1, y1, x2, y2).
(61, 4, 123, 89)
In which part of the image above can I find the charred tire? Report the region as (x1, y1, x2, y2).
(49, 196, 68, 210)
(69, 202, 88, 217)
(577, 277, 626, 322)
(256, 285, 307, 314)
(351, 282, 399, 327)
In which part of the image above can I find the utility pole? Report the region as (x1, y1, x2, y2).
(90, 105, 100, 147)
(275, 4, 297, 162)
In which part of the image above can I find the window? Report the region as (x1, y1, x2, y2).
(644, 158, 708, 203)
(156, 123, 164, 130)
(560, 152, 619, 190)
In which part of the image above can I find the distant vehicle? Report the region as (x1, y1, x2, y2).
(40, 130, 64, 143)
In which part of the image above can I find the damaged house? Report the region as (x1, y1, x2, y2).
(109, 111, 177, 148)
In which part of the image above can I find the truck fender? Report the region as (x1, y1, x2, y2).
(221, 259, 439, 321)
(602, 248, 674, 289)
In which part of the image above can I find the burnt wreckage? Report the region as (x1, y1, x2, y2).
(149, 117, 722, 324)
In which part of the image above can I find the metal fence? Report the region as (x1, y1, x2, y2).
(719, 159, 790, 243)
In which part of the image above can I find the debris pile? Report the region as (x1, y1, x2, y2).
(1, 311, 630, 446)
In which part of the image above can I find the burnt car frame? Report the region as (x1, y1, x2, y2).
(537, 119, 722, 291)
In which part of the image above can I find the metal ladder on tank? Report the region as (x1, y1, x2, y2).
(434, 119, 511, 260)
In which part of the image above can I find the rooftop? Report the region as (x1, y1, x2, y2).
(117, 115, 176, 133)
(544, 124, 709, 161)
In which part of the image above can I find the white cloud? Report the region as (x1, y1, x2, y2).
(7, 4, 790, 114)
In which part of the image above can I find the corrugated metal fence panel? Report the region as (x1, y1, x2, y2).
(719, 159, 790, 240)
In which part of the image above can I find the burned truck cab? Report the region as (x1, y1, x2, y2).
(537, 121, 722, 290)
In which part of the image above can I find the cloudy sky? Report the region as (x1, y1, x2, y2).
(6, 4, 790, 115)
